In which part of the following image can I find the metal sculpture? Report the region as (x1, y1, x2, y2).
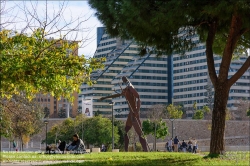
(100, 76, 149, 152)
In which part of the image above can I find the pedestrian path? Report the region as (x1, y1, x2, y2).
(0, 160, 84, 166)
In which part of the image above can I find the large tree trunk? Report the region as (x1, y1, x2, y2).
(210, 82, 229, 154)
(206, 15, 250, 155)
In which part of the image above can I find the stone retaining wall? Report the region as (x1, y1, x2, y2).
(2, 119, 249, 149)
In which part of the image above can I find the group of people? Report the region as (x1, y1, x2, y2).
(46, 133, 85, 154)
(165, 136, 198, 153)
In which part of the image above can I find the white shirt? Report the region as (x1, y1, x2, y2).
(168, 140, 172, 146)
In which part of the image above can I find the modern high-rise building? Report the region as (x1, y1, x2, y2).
(172, 41, 250, 117)
(79, 28, 172, 117)
(111, 53, 170, 117)
(80, 27, 250, 118)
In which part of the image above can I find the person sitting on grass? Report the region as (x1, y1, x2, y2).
(66, 134, 84, 151)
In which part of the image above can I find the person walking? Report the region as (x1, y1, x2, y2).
(181, 140, 187, 152)
(192, 138, 197, 154)
(173, 136, 179, 152)
(13, 141, 17, 151)
(188, 139, 193, 153)
(165, 142, 168, 152)
(168, 138, 173, 152)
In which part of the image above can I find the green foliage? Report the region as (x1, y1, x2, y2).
(46, 115, 119, 147)
(165, 104, 183, 119)
(113, 120, 125, 149)
(46, 116, 84, 144)
(203, 105, 211, 114)
(58, 108, 67, 118)
(142, 119, 168, 140)
(0, 29, 105, 101)
(47, 115, 87, 144)
(89, 0, 250, 57)
(193, 102, 197, 111)
(193, 110, 204, 120)
(43, 107, 50, 118)
(134, 142, 143, 152)
(0, 95, 44, 143)
(247, 109, 250, 117)
(94, 110, 101, 117)
(83, 115, 119, 147)
(225, 108, 233, 121)
(193, 105, 211, 120)
(0, 106, 13, 139)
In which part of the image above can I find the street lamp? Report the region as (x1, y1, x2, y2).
(169, 119, 175, 139)
(109, 102, 115, 150)
(44, 119, 49, 148)
(78, 104, 84, 141)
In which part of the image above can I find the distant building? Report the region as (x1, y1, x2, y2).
(172, 35, 250, 117)
(79, 28, 172, 117)
(36, 40, 79, 118)
(35, 93, 78, 118)
(80, 27, 250, 118)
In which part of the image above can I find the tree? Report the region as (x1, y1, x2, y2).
(193, 110, 204, 120)
(113, 119, 125, 150)
(58, 108, 67, 118)
(83, 116, 119, 148)
(0, 1, 104, 101)
(232, 99, 250, 120)
(142, 119, 168, 151)
(46, 118, 75, 144)
(0, 94, 44, 151)
(144, 104, 168, 151)
(247, 109, 250, 117)
(44, 107, 50, 118)
(94, 109, 101, 117)
(45, 115, 86, 144)
(192, 104, 211, 120)
(89, 0, 250, 155)
(165, 104, 183, 119)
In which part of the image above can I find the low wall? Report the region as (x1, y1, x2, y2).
(149, 143, 250, 152)
(2, 119, 249, 150)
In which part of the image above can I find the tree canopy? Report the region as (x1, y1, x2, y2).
(46, 115, 119, 148)
(165, 104, 183, 119)
(0, 29, 104, 101)
(0, 94, 44, 150)
(142, 119, 168, 140)
(83, 115, 119, 147)
(89, 0, 250, 57)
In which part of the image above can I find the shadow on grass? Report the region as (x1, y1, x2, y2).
(203, 153, 220, 159)
(50, 158, 199, 166)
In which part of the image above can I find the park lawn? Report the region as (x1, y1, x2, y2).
(1, 152, 249, 166)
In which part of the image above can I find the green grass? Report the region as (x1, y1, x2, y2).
(1, 151, 249, 166)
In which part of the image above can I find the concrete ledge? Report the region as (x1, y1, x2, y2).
(196, 146, 250, 152)
(112, 149, 119, 152)
(85, 149, 90, 153)
(92, 148, 100, 152)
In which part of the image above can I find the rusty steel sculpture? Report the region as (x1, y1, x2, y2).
(100, 76, 149, 152)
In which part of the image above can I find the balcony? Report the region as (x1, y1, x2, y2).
(116, 72, 132, 77)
